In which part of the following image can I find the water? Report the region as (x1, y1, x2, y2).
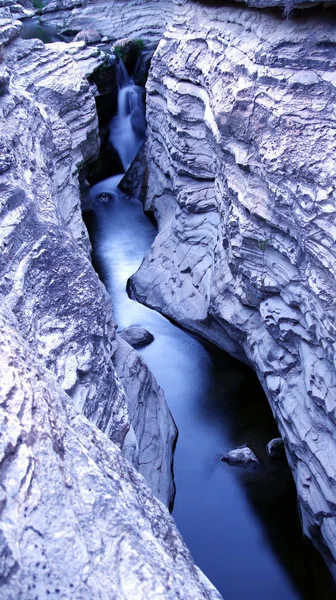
(108, 61, 145, 172)
(20, 16, 69, 43)
(86, 61, 335, 599)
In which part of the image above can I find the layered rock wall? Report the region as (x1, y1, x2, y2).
(130, 1, 336, 577)
(0, 13, 178, 506)
(0, 10, 224, 599)
(0, 301, 221, 599)
(40, 0, 176, 45)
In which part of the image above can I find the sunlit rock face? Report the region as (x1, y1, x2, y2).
(0, 12, 177, 508)
(130, 2, 336, 578)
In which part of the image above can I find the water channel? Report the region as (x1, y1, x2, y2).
(18, 18, 335, 597)
(85, 60, 334, 600)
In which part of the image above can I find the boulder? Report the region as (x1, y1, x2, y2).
(119, 326, 154, 349)
(221, 445, 261, 468)
(267, 438, 285, 459)
(112, 37, 143, 73)
(73, 27, 102, 44)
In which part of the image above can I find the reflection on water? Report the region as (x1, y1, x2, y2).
(85, 191, 334, 600)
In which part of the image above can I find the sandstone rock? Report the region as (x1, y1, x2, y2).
(130, 1, 336, 580)
(119, 325, 154, 349)
(221, 446, 260, 468)
(267, 438, 285, 459)
(113, 334, 176, 505)
(119, 144, 147, 202)
(0, 16, 21, 46)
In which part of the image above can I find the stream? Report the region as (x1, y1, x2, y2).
(85, 60, 334, 599)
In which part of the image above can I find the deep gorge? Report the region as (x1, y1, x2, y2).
(0, 0, 336, 598)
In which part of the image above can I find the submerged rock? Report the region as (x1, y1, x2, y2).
(221, 446, 260, 468)
(98, 191, 113, 203)
(119, 326, 154, 349)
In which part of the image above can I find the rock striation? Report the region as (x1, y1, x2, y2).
(0, 302, 221, 599)
(0, 9, 224, 599)
(40, 0, 176, 45)
(130, 1, 336, 579)
(0, 7, 179, 505)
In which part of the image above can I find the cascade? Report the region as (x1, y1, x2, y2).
(90, 59, 145, 203)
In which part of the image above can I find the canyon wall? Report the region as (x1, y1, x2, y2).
(0, 11, 223, 598)
(130, 0, 336, 579)
(39, 0, 175, 45)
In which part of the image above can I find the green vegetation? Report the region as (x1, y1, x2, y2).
(74, 159, 85, 176)
(113, 45, 125, 60)
(257, 239, 270, 252)
(134, 38, 145, 53)
(92, 57, 110, 88)
(113, 38, 145, 63)
(32, 0, 44, 10)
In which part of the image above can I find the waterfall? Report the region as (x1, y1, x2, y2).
(90, 58, 145, 203)
(110, 59, 145, 172)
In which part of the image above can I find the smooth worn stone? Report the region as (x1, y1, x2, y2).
(221, 446, 260, 468)
(119, 326, 154, 349)
(74, 27, 102, 44)
(130, 0, 336, 581)
(267, 438, 285, 459)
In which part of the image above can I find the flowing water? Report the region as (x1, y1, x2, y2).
(86, 61, 334, 599)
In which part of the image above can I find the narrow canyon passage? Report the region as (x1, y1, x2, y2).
(85, 188, 331, 600)
(2, 3, 335, 597)
(84, 55, 334, 600)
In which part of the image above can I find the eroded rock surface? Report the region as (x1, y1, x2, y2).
(0, 302, 221, 600)
(40, 0, 176, 45)
(0, 12, 177, 508)
(0, 11, 222, 600)
(130, 2, 336, 578)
